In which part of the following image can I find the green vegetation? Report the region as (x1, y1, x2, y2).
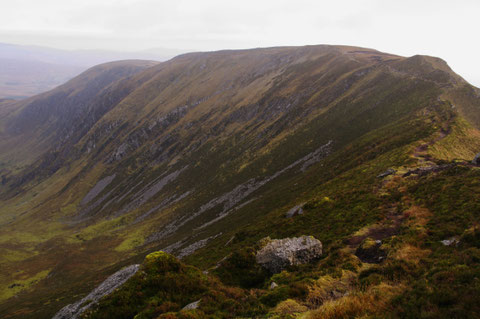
(0, 45, 479, 318)
(82, 251, 267, 319)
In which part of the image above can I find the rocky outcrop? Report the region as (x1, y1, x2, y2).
(473, 153, 480, 165)
(149, 141, 333, 242)
(285, 204, 305, 217)
(116, 167, 187, 217)
(256, 236, 323, 273)
(402, 164, 455, 177)
(440, 236, 460, 246)
(177, 233, 222, 259)
(52, 264, 139, 319)
(80, 174, 116, 206)
(269, 282, 278, 290)
(182, 300, 201, 310)
(377, 168, 396, 178)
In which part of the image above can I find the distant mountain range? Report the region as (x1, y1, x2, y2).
(0, 43, 185, 99)
(0, 45, 479, 318)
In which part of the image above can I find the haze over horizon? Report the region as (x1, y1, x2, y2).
(1, 0, 479, 87)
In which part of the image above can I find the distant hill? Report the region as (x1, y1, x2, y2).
(0, 45, 479, 318)
(0, 43, 184, 99)
(0, 58, 84, 99)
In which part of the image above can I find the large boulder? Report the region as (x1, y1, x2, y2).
(256, 236, 322, 273)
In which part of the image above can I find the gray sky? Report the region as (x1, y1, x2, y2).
(1, 0, 479, 87)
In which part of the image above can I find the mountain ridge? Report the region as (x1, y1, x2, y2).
(0, 44, 479, 318)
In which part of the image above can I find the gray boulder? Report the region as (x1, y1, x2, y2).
(440, 237, 460, 246)
(285, 203, 305, 217)
(182, 299, 201, 310)
(377, 168, 396, 178)
(256, 236, 322, 273)
(473, 153, 480, 165)
(52, 264, 139, 319)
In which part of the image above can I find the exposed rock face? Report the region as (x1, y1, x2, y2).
(285, 203, 305, 218)
(440, 237, 460, 246)
(177, 233, 222, 259)
(182, 300, 201, 310)
(80, 174, 116, 206)
(256, 236, 322, 273)
(52, 264, 139, 319)
(473, 152, 480, 165)
(377, 168, 396, 178)
(402, 164, 455, 177)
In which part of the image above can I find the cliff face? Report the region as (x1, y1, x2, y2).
(0, 45, 479, 318)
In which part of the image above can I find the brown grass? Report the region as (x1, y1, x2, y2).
(305, 271, 356, 308)
(391, 244, 430, 265)
(273, 299, 308, 315)
(304, 283, 401, 319)
(428, 118, 480, 161)
(403, 205, 432, 228)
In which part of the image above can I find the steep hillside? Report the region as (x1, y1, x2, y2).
(0, 60, 158, 175)
(0, 45, 479, 318)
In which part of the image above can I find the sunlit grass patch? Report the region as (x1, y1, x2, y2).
(0, 269, 51, 302)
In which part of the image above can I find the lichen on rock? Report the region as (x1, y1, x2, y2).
(256, 236, 323, 273)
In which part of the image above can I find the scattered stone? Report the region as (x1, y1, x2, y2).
(285, 203, 305, 217)
(177, 233, 222, 259)
(256, 236, 323, 273)
(270, 282, 278, 290)
(377, 168, 396, 178)
(300, 140, 333, 171)
(182, 299, 201, 310)
(355, 238, 387, 263)
(402, 164, 455, 177)
(213, 255, 229, 270)
(52, 264, 140, 319)
(472, 153, 480, 165)
(224, 236, 235, 246)
(440, 237, 460, 246)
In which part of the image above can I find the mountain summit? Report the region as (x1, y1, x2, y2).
(0, 45, 479, 318)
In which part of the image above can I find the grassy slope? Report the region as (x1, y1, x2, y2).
(83, 100, 480, 318)
(0, 45, 479, 318)
(0, 60, 158, 171)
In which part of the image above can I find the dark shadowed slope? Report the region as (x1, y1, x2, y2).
(0, 60, 159, 172)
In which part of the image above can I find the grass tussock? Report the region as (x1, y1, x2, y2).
(305, 271, 355, 308)
(428, 118, 480, 161)
(272, 299, 308, 316)
(304, 283, 400, 319)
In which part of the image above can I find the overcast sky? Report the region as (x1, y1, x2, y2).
(1, 0, 479, 87)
